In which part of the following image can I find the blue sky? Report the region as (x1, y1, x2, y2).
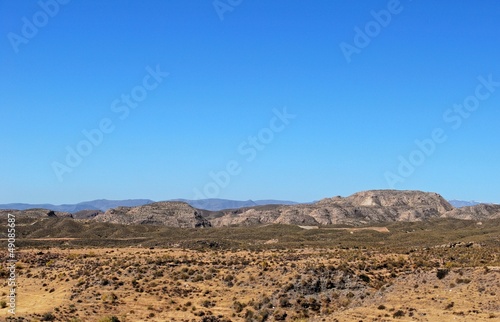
(1, 0, 500, 204)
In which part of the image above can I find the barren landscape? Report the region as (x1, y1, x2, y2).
(1, 191, 500, 321)
(5, 0, 500, 320)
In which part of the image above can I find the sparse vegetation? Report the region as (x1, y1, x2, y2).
(41, 312, 56, 321)
(97, 316, 120, 322)
(0, 215, 499, 321)
(437, 268, 450, 279)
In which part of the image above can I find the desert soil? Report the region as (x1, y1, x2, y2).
(1, 246, 499, 321)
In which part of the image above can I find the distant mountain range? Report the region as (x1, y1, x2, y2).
(0, 199, 155, 213)
(0, 198, 297, 212)
(0, 197, 490, 213)
(448, 200, 480, 208)
(171, 198, 298, 211)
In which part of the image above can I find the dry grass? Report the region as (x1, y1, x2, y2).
(0, 244, 499, 321)
(0, 217, 499, 321)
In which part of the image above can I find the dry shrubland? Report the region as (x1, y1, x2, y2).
(1, 245, 499, 321)
(1, 218, 499, 321)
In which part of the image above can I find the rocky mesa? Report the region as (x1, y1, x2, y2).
(211, 190, 455, 226)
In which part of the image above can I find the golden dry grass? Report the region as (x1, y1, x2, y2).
(1, 245, 499, 322)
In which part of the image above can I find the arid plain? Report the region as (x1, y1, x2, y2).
(1, 191, 500, 321)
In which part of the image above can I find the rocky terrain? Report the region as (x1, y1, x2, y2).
(0, 199, 154, 212)
(0, 208, 72, 219)
(2, 190, 500, 228)
(2, 244, 499, 322)
(92, 202, 212, 228)
(0, 198, 297, 212)
(212, 190, 456, 227)
(1, 191, 499, 321)
(443, 203, 500, 221)
(72, 209, 104, 220)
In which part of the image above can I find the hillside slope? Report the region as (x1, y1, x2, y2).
(93, 201, 211, 228)
(212, 190, 455, 226)
(3, 190, 500, 229)
(444, 203, 500, 220)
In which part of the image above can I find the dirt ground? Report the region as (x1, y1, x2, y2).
(1, 246, 499, 322)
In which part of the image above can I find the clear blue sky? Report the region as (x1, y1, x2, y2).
(1, 0, 500, 204)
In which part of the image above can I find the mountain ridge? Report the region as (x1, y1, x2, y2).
(211, 190, 456, 226)
(3, 190, 499, 228)
(0, 199, 154, 213)
(448, 199, 481, 208)
(0, 198, 298, 212)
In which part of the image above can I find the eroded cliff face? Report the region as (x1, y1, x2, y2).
(326, 190, 453, 213)
(212, 190, 459, 227)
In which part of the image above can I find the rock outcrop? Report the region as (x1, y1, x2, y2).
(72, 210, 104, 219)
(211, 190, 455, 227)
(443, 204, 500, 220)
(93, 202, 211, 228)
(0, 209, 73, 218)
(4, 190, 498, 229)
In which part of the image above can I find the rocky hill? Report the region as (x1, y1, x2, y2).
(322, 190, 453, 212)
(2, 190, 499, 228)
(443, 203, 500, 220)
(0, 199, 154, 212)
(92, 201, 211, 228)
(212, 190, 455, 226)
(71, 209, 104, 220)
(0, 209, 72, 218)
(0, 198, 296, 212)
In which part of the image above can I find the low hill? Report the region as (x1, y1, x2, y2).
(444, 203, 500, 220)
(0, 199, 154, 212)
(0, 198, 296, 212)
(71, 209, 103, 219)
(0, 209, 72, 218)
(93, 201, 211, 228)
(2, 190, 500, 229)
